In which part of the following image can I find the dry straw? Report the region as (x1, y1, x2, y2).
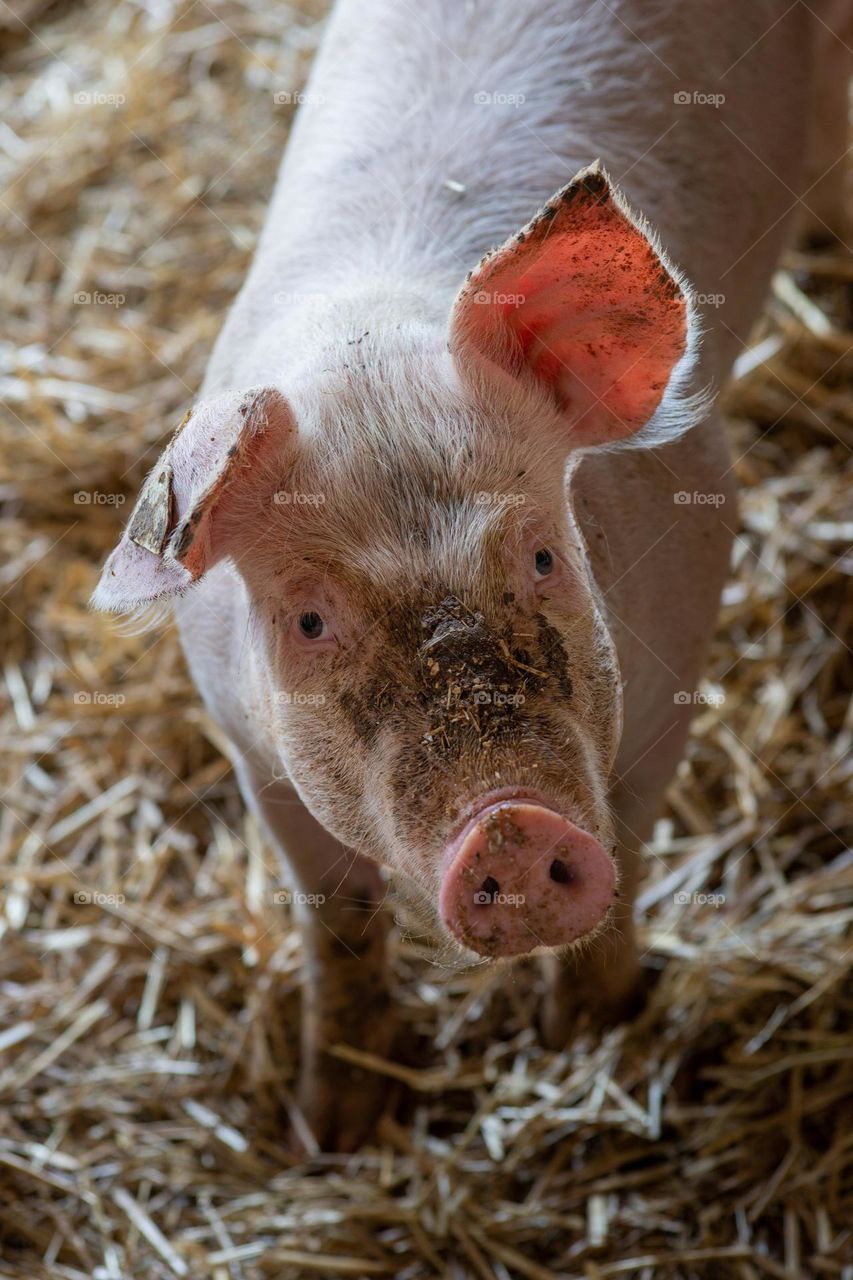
(0, 3, 851, 1278)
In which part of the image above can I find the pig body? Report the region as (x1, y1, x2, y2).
(95, 0, 825, 1147)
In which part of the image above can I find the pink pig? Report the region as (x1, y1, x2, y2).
(94, 1, 845, 1147)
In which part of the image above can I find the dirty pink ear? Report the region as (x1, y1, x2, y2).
(449, 161, 696, 448)
(91, 387, 294, 612)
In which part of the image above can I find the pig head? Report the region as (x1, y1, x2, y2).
(93, 163, 701, 959)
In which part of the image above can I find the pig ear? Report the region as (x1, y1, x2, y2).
(449, 161, 702, 449)
(91, 387, 294, 613)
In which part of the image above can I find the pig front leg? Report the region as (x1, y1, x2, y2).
(235, 763, 397, 1151)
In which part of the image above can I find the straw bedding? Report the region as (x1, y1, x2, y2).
(0, 3, 851, 1277)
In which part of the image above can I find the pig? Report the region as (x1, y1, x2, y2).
(93, 0, 836, 1149)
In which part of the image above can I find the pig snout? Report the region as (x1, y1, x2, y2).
(438, 801, 615, 958)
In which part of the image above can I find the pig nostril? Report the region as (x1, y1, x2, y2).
(549, 858, 573, 885)
(478, 875, 500, 903)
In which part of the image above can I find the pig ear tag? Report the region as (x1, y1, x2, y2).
(127, 463, 174, 556)
(125, 407, 192, 556)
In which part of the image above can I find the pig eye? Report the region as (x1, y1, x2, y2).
(298, 611, 325, 640)
(534, 548, 554, 579)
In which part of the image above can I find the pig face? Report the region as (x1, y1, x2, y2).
(94, 164, 700, 958)
(233, 346, 624, 955)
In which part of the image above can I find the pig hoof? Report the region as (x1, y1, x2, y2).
(294, 1058, 395, 1153)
